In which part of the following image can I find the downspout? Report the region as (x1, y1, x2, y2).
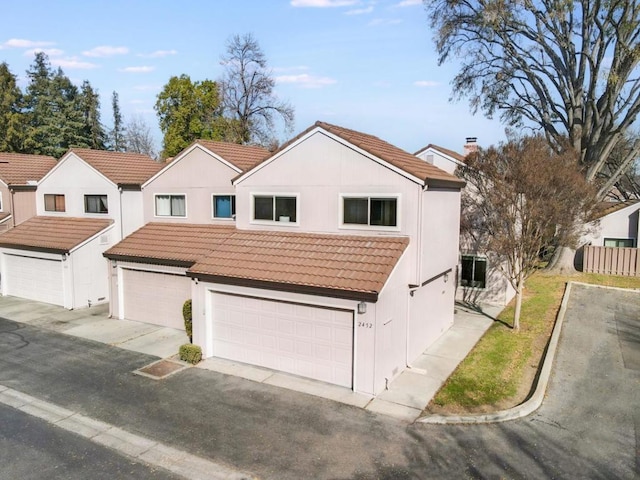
(9, 188, 15, 228)
(118, 186, 124, 240)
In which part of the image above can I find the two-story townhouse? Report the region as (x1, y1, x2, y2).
(103, 141, 269, 329)
(0, 152, 57, 231)
(416, 140, 516, 307)
(0, 149, 162, 309)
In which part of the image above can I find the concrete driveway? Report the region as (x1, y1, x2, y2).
(0, 283, 637, 479)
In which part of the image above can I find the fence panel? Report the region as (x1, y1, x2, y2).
(583, 246, 639, 276)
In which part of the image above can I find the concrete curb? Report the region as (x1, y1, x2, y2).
(417, 281, 575, 425)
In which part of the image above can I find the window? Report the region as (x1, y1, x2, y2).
(253, 195, 297, 222)
(604, 238, 635, 247)
(84, 195, 108, 214)
(460, 255, 487, 289)
(44, 194, 66, 212)
(155, 194, 186, 217)
(213, 195, 236, 219)
(343, 196, 397, 227)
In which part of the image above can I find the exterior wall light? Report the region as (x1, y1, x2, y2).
(358, 301, 367, 314)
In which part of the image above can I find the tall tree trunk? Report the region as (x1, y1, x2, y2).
(513, 270, 523, 331)
(545, 245, 578, 274)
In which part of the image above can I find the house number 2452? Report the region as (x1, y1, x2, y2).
(358, 321, 373, 329)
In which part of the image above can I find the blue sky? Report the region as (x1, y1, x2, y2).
(0, 0, 508, 155)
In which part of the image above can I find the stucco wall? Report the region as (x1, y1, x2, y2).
(12, 190, 37, 227)
(583, 203, 640, 247)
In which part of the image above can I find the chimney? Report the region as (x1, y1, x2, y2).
(464, 137, 478, 156)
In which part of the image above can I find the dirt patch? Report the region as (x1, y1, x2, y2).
(134, 359, 189, 380)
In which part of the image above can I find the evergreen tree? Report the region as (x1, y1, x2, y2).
(109, 91, 126, 151)
(80, 80, 106, 150)
(0, 62, 25, 152)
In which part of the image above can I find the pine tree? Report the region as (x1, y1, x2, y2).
(80, 80, 106, 150)
(0, 62, 25, 152)
(109, 91, 126, 151)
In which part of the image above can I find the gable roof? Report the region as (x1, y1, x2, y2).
(0, 152, 57, 186)
(235, 121, 465, 189)
(590, 200, 640, 220)
(415, 144, 467, 164)
(67, 149, 163, 186)
(195, 140, 270, 172)
(104, 223, 409, 302)
(0, 216, 113, 254)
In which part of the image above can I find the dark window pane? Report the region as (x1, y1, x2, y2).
(473, 258, 487, 288)
(370, 198, 397, 226)
(275, 197, 296, 222)
(214, 195, 235, 218)
(343, 198, 368, 224)
(254, 196, 274, 220)
(460, 256, 474, 286)
(85, 195, 108, 214)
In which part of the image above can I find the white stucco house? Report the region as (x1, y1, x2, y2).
(581, 200, 640, 248)
(0, 149, 162, 309)
(106, 122, 465, 396)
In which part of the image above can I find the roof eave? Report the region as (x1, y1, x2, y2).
(102, 253, 194, 268)
(425, 177, 466, 189)
(0, 243, 68, 255)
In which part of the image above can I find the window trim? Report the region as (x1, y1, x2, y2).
(211, 193, 236, 220)
(460, 254, 487, 289)
(154, 193, 187, 218)
(339, 193, 401, 231)
(84, 194, 109, 214)
(250, 192, 300, 226)
(44, 193, 66, 213)
(603, 237, 636, 248)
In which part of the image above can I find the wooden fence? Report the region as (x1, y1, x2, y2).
(582, 246, 639, 276)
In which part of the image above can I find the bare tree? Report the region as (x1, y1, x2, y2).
(426, 0, 640, 200)
(124, 115, 157, 159)
(219, 33, 294, 146)
(459, 135, 596, 330)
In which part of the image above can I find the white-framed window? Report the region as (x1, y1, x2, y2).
(460, 255, 487, 289)
(155, 194, 186, 217)
(84, 194, 108, 214)
(251, 193, 298, 224)
(604, 238, 635, 247)
(212, 194, 236, 219)
(340, 195, 399, 228)
(44, 194, 66, 212)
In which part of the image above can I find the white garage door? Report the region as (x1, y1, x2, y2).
(4, 254, 64, 306)
(122, 269, 190, 330)
(210, 292, 354, 388)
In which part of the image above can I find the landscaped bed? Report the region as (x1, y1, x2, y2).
(425, 271, 640, 415)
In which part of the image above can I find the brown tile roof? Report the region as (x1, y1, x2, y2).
(0, 216, 113, 254)
(69, 149, 164, 186)
(104, 224, 409, 301)
(590, 200, 639, 220)
(416, 144, 466, 163)
(103, 223, 236, 266)
(0, 152, 57, 186)
(195, 140, 270, 172)
(242, 121, 465, 188)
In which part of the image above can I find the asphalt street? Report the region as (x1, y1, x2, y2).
(0, 283, 637, 479)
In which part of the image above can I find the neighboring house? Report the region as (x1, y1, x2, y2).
(105, 122, 464, 395)
(416, 140, 516, 306)
(0, 149, 162, 309)
(581, 200, 640, 248)
(104, 141, 269, 328)
(0, 152, 57, 231)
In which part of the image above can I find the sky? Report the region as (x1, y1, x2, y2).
(0, 0, 508, 156)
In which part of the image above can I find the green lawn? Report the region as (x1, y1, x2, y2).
(427, 272, 640, 413)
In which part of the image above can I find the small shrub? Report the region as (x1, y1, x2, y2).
(179, 343, 202, 365)
(182, 299, 192, 343)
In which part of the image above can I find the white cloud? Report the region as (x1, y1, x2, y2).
(50, 57, 98, 69)
(396, 0, 421, 6)
(291, 0, 358, 7)
(83, 46, 129, 57)
(139, 49, 178, 58)
(276, 73, 337, 88)
(368, 18, 402, 26)
(3, 38, 54, 49)
(346, 6, 374, 14)
(414, 80, 440, 87)
(120, 66, 155, 73)
(23, 48, 64, 57)
(133, 84, 161, 91)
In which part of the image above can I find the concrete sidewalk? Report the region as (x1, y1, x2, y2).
(0, 295, 501, 422)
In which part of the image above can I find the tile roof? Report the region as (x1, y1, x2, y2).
(416, 144, 467, 163)
(195, 140, 270, 172)
(0, 216, 113, 254)
(103, 223, 236, 266)
(69, 149, 164, 186)
(104, 223, 409, 301)
(0, 152, 57, 186)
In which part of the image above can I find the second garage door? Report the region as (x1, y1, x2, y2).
(4, 254, 64, 306)
(210, 292, 354, 388)
(122, 269, 190, 330)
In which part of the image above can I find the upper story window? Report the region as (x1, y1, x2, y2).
(155, 194, 186, 217)
(213, 195, 236, 219)
(342, 196, 397, 227)
(604, 238, 635, 248)
(44, 194, 66, 212)
(253, 194, 297, 223)
(84, 195, 108, 214)
(460, 255, 487, 289)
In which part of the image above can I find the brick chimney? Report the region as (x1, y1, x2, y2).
(463, 137, 478, 156)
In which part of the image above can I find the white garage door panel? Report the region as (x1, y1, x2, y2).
(211, 293, 353, 388)
(5, 254, 64, 306)
(122, 269, 190, 330)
